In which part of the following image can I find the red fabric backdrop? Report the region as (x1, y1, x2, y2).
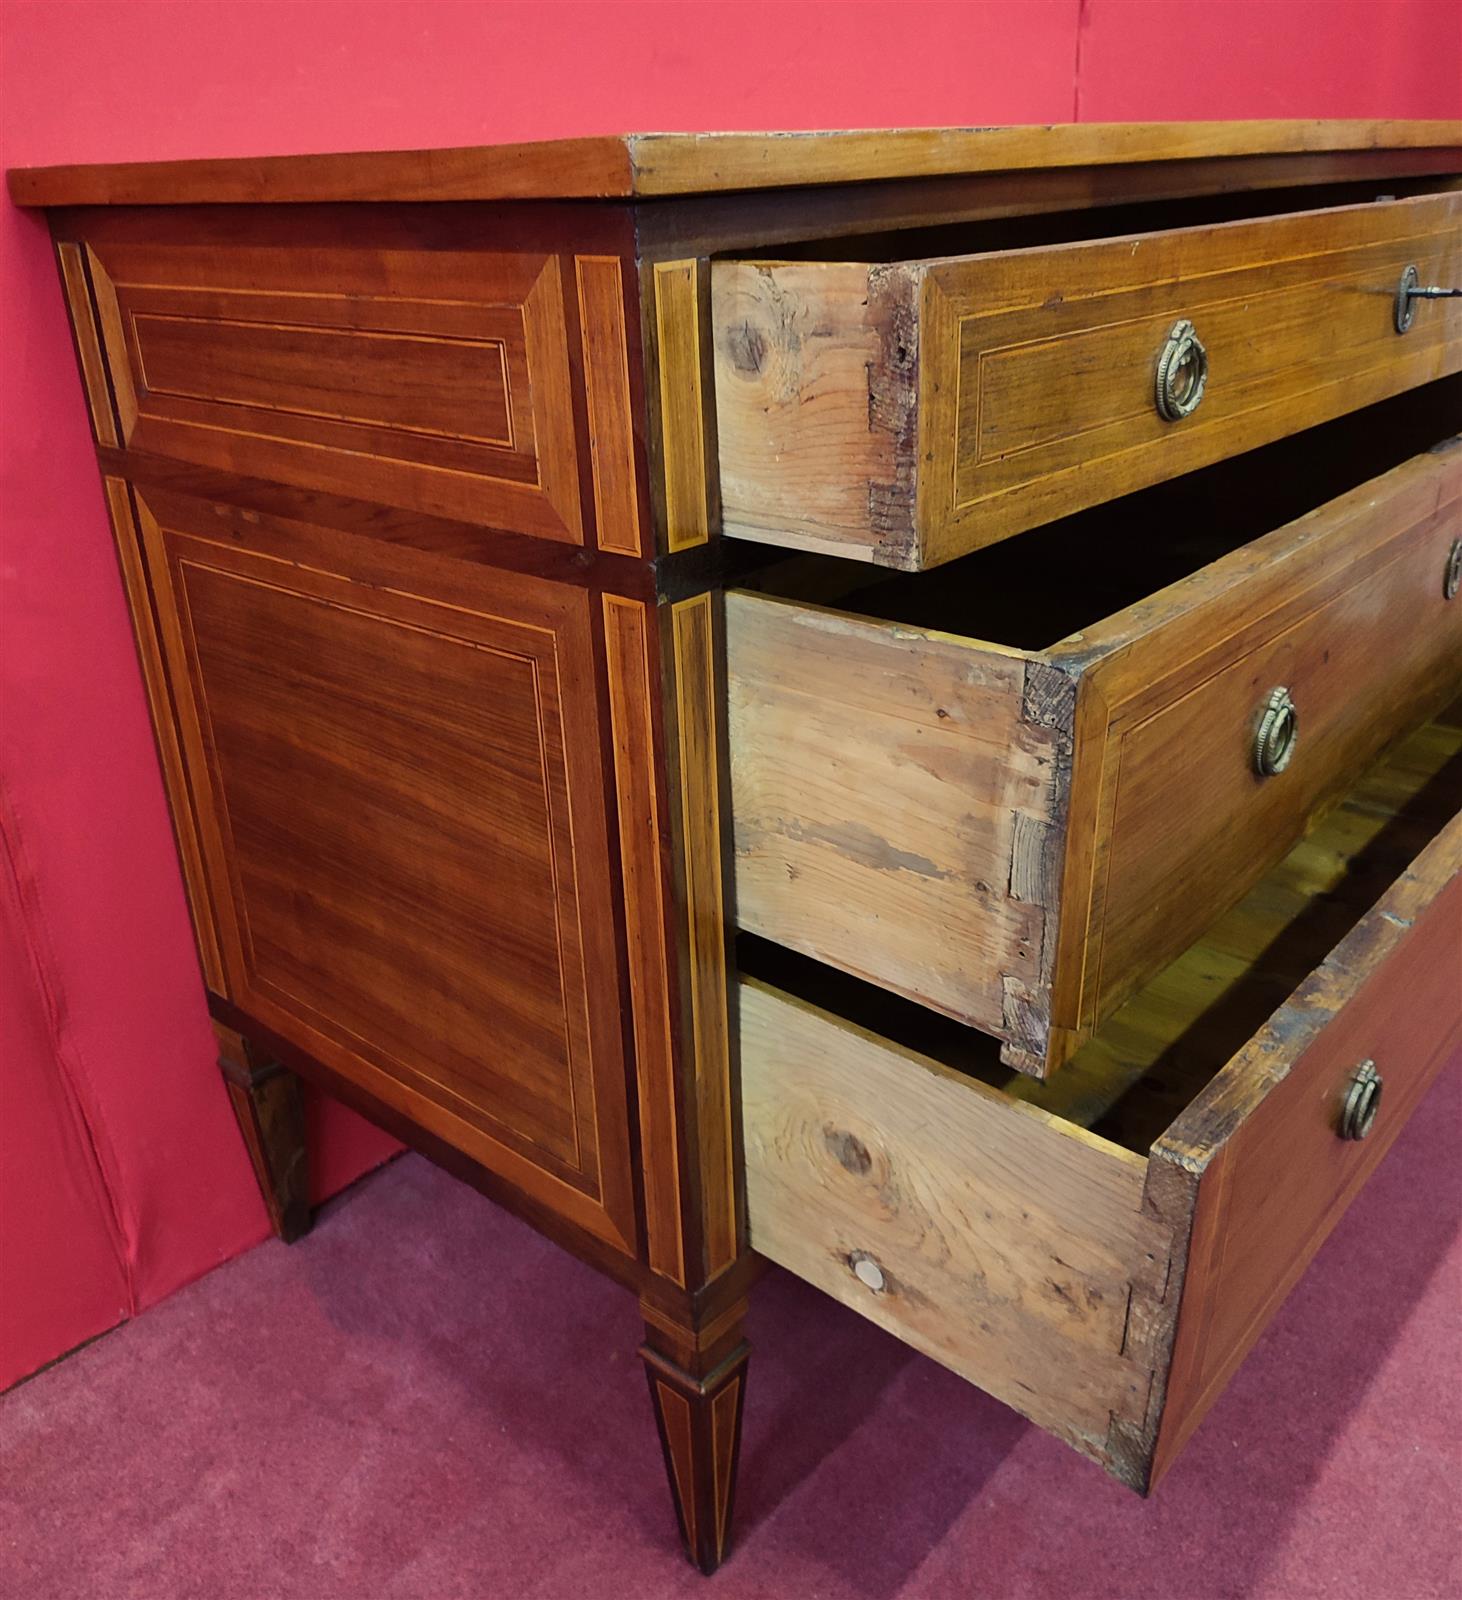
(2, 0, 1459, 1391)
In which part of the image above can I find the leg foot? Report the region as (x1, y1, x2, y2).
(641, 1295, 749, 1573)
(214, 1022, 311, 1242)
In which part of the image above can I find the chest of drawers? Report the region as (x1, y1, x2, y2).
(12, 121, 1462, 1574)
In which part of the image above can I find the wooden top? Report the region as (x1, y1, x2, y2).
(10, 121, 1462, 208)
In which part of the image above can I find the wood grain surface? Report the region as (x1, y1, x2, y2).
(11, 122, 1460, 207)
(727, 589, 1057, 1044)
(1148, 813, 1462, 1487)
(740, 977, 1164, 1466)
(1049, 437, 1462, 1061)
(576, 256, 643, 556)
(669, 593, 739, 1276)
(134, 488, 638, 1253)
(715, 193, 1462, 568)
(728, 439, 1462, 1072)
(99, 478, 227, 994)
(56, 242, 118, 446)
(744, 715, 1461, 1489)
(714, 260, 916, 564)
(603, 594, 685, 1285)
(653, 261, 716, 553)
(82, 232, 584, 540)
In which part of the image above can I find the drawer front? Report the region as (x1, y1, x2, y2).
(1061, 443, 1462, 1046)
(730, 442, 1462, 1073)
(715, 193, 1462, 569)
(1150, 813, 1462, 1485)
(923, 194, 1461, 561)
(77, 232, 585, 541)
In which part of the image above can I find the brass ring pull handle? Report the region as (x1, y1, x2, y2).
(1445, 538, 1462, 601)
(1155, 319, 1209, 421)
(1395, 264, 1462, 334)
(1253, 686, 1298, 777)
(1339, 1060, 1383, 1141)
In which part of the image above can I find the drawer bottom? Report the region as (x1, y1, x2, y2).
(741, 711, 1462, 1487)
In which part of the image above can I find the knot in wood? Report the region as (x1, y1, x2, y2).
(824, 1126, 873, 1175)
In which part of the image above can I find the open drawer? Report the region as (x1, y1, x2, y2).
(739, 715, 1462, 1492)
(728, 400, 1462, 1074)
(713, 189, 1462, 568)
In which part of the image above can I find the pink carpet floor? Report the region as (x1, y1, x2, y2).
(4, 1061, 1460, 1600)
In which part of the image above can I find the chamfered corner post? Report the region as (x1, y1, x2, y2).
(629, 567, 755, 1574)
(621, 251, 755, 1572)
(213, 1020, 311, 1243)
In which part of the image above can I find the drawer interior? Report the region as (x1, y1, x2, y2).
(757, 175, 1460, 264)
(739, 704, 1462, 1160)
(741, 705, 1461, 1487)
(737, 378, 1462, 652)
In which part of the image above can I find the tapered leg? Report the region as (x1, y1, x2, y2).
(214, 1021, 311, 1242)
(641, 1292, 750, 1574)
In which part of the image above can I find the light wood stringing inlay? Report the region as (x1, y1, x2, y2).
(655, 260, 713, 552)
(57, 242, 118, 446)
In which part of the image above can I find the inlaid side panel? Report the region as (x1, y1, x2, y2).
(84, 240, 583, 540)
(134, 490, 635, 1251)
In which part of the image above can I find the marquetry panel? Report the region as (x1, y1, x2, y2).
(83, 240, 583, 540)
(1053, 442, 1462, 1046)
(134, 489, 635, 1249)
